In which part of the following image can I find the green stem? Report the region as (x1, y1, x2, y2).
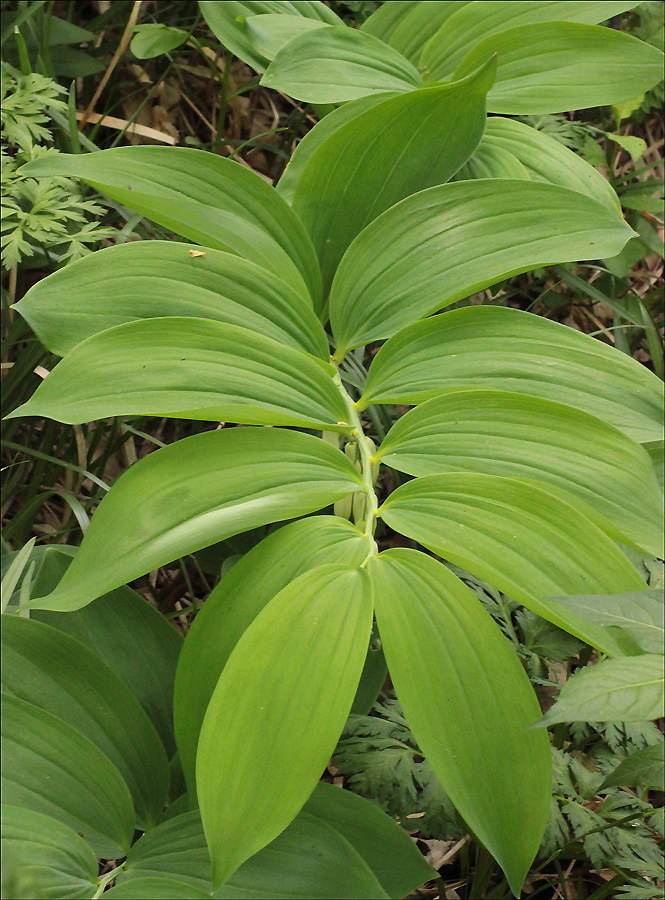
(92, 863, 125, 898)
(333, 368, 379, 552)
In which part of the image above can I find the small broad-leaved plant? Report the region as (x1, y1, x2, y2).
(4, 2, 664, 897)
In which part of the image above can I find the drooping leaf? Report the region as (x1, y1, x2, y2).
(26, 428, 361, 613)
(330, 180, 634, 357)
(197, 565, 373, 888)
(468, 116, 622, 212)
(1, 695, 135, 859)
(26, 546, 182, 758)
(550, 590, 664, 655)
(131, 24, 189, 59)
(377, 389, 663, 557)
(1, 615, 170, 830)
(13, 241, 329, 358)
(367, 549, 550, 896)
(19, 147, 322, 308)
(378, 473, 647, 655)
(304, 779, 433, 898)
(360, 305, 664, 443)
(452, 22, 664, 115)
(600, 742, 665, 792)
(420, 1, 643, 81)
(1, 806, 98, 900)
(174, 516, 373, 795)
(261, 26, 422, 103)
(292, 61, 495, 295)
(9, 319, 348, 430)
(198, 0, 341, 73)
(540, 655, 665, 724)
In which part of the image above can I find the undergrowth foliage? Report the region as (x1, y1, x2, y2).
(1, 2, 664, 900)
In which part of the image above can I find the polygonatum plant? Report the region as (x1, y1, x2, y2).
(6, 4, 665, 896)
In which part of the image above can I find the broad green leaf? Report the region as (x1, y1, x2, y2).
(19, 147, 322, 308)
(1, 695, 134, 858)
(453, 22, 664, 115)
(378, 474, 647, 656)
(198, 0, 341, 72)
(26, 428, 362, 613)
(1, 616, 170, 830)
(367, 549, 550, 896)
(303, 781, 433, 899)
(197, 565, 373, 888)
(1, 806, 98, 900)
(471, 116, 621, 212)
(359, 1, 421, 42)
(600, 742, 665, 792)
(452, 142, 529, 181)
(292, 62, 495, 295)
(644, 440, 664, 493)
(551, 590, 664, 655)
(386, 1, 471, 63)
(175, 516, 373, 795)
(131, 24, 188, 59)
(331, 181, 635, 357)
(261, 27, 423, 103)
(277, 93, 396, 204)
(105, 878, 211, 899)
(114, 801, 394, 899)
(20, 545, 181, 757)
(9, 319, 347, 429)
(360, 306, 664, 443)
(421, 2, 642, 81)
(245, 14, 329, 60)
(377, 389, 664, 557)
(13, 242, 328, 358)
(540, 655, 665, 724)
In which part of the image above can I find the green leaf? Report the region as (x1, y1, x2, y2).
(350, 619, 387, 716)
(198, 0, 341, 73)
(475, 116, 622, 212)
(1, 806, 98, 900)
(452, 142, 530, 181)
(330, 180, 635, 357)
(114, 800, 395, 899)
(452, 22, 664, 115)
(18, 147, 322, 309)
(261, 26, 422, 103)
(26, 428, 362, 613)
(644, 440, 664, 493)
(360, 305, 664, 443)
(1, 615, 170, 830)
(9, 318, 348, 429)
(376, 389, 664, 557)
(26, 547, 182, 757)
(550, 590, 664, 655)
(291, 61, 495, 295)
(245, 14, 330, 60)
(303, 781, 433, 899)
(540, 655, 665, 724)
(277, 93, 395, 204)
(131, 24, 189, 59)
(378, 473, 647, 656)
(1, 695, 135, 858)
(367, 549, 550, 896)
(383, 1, 471, 64)
(599, 742, 665, 792)
(420, 2, 643, 81)
(197, 565, 373, 888)
(105, 878, 211, 900)
(13, 241, 328, 358)
(174, 516, 373, 795)
(603, 132, 648, 163)
(359, 1, 421, 42)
